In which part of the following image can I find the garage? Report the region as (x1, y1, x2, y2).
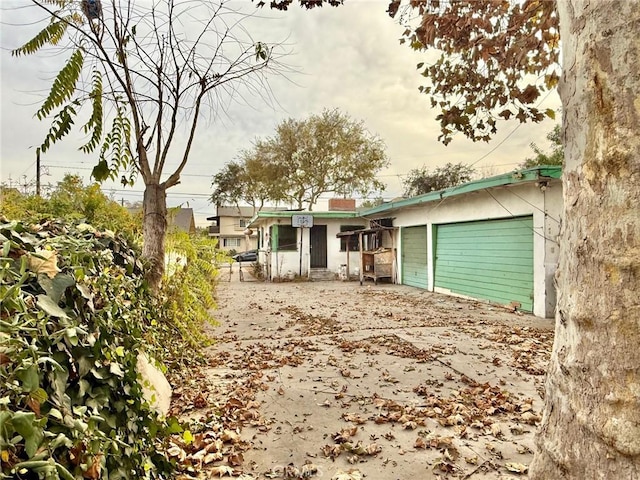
(434, 216, 534, 312)
(401, 225, 428, 289)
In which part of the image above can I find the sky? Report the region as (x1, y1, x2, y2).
(0, 0, 561, 226)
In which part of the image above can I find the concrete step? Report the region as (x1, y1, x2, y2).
(309, 268, 336, 281)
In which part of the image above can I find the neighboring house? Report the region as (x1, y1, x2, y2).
(126, 206, 196, 234)
(168, 207, 196, 234)
(208, 206, 259, 253)
(359, 166, 562, 318)
(247, 199, 366, 281)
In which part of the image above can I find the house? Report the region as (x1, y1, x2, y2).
(168, 207, 196, 234)
(247, 199, 366, 281)
(207, 206, 258, 253)
(357, 166, 562, 318)
(127, 206, 195, 234)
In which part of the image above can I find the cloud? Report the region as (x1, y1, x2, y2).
(0, 1, 560, 225)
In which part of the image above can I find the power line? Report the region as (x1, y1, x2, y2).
(102, 188, 212, 198)
(506, 188, 561, 224)
(43, 164, 214, 180)
(467, 89, 556, 168)
(485, 188, 559, 245)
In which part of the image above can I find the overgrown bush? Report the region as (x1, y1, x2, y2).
(0, 175, 140, 242)
(161, 231, 223, 363)
(0, 219, 175, 479)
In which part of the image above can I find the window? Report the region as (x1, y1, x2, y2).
(275, 225, 298, 251)
(340, 225, 365, 252)
(223, 237, 241, 248)
(239, 219, 247, 228)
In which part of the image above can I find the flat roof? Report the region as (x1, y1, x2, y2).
(248, 210, 360, 227)
(359, 165, 561, 217)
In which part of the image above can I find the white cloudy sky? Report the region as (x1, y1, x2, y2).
(0, 0, 560, 226)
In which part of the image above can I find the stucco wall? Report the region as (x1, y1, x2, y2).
(380, 181, 562, 318)
(218, 216, 256, 252)
(258, 218, 366, 280)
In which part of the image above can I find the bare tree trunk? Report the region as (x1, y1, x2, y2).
(530, 1, 640, 478)
(142, 182, 167, 292)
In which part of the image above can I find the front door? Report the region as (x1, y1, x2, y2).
(310, 225, 327, 268)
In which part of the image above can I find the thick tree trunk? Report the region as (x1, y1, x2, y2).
(530, 1, 640, 478)
(142, 182, 167, 292)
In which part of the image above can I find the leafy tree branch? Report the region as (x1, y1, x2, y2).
(14, 0, 289, 289)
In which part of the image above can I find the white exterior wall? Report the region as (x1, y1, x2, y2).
(542, 183, 562, 316)
(258, 218, 365, 281)
(389, 181, 562, 318)
(312, 222, 364, 276)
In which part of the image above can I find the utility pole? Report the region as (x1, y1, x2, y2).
(36, 148, 41, 196)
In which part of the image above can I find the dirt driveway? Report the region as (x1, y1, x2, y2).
(170, 265, 554, 480)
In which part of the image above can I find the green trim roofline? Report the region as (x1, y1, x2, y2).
(360, 165, 561, 217)
(248, 210, 359, 227)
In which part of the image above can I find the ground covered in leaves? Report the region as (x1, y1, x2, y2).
(168, 267, 553, 479)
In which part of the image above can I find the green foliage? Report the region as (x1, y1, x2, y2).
(0, 189, 48, 222)
(80, 70, 104, 155)
(162, 232, 222, 361)
(210, 162, 247, 209)
(254, 41, 270, 61)
(93, 105, 134, 186)
(16, 0, 289, 287)
(213, 109, 389, 210)
(0, 219, 175, 479)
(11, 19, 71, 57)
(0, 175, 140, 240)
(359, 196, 385, 209)
(520, 124, 563, 168)
(40, 103, 79, 154)
(403, 162, 476, 197)
(37, 49, 85, 121)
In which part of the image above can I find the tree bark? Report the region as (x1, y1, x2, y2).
(530, 1, 640, 478)
(142, 181, 167, 292)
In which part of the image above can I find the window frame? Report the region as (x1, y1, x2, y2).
(223, 237, 242, 248)
(275, 225, 298, 251)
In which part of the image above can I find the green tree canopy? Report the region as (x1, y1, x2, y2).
(403, 162, 476, 197)
(212, 109, 389, 211)
(210, 161, 249, 209)
(359, 196, 386, 209)
(15, 0, 286, 290)
(210, 145, 288, 213)
(1, 174, 139, 236)
(520, 124, 563, 168)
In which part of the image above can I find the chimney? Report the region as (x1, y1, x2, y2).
(328, 198, 356, 211)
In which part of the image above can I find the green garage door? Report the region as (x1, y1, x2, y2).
(401, 226, 428, 289)
(434, 217, 534, 312)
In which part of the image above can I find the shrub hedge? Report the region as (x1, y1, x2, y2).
(1, 219, 176, 479)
